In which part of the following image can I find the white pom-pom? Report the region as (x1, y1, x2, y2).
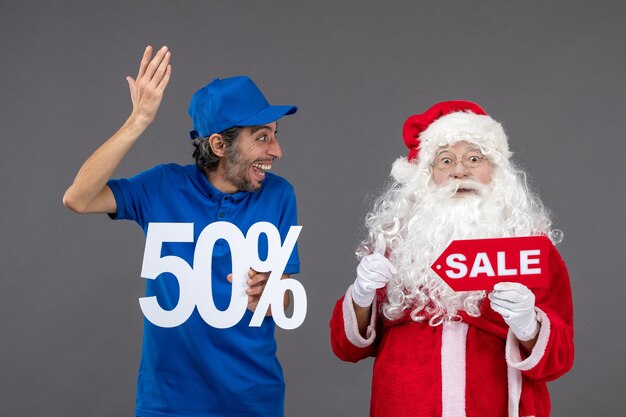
(391, 157, 419, 184)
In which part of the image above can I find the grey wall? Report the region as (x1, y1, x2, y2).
(1, 1, 624, 415)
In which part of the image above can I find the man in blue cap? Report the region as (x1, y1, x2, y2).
(63, 45, 300, 417)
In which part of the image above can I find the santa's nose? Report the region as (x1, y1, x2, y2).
(450, 160, 470, 178)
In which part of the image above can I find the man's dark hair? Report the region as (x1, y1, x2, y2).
(192, 126, 244, 172)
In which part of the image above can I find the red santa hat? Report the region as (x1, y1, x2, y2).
(402, 100, 511, 163)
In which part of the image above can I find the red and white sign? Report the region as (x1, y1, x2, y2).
(431, 236, 553, 292)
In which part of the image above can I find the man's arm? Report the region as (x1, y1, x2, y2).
(62, 45, 171, 214)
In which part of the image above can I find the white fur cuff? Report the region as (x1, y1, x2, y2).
(505, 307, 551, 371)
(342, 285, 378, 348)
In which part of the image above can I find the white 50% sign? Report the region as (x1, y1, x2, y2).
(140, 221, 305, 329)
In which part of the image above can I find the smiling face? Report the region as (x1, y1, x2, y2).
(431, 141, 492, 195)
(220, 122, 282, 193)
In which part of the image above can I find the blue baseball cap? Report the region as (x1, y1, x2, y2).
(188, 75, 297, 138)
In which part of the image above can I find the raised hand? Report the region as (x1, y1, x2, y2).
(352, 234, 397, 307)
(126, 45, 172, 126)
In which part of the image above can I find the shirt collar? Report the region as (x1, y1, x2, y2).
(193, 166, 251, 202)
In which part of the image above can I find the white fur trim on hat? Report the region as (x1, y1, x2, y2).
(419, 111, 511, 162)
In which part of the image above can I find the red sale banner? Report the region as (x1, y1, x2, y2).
(431, 236, 553, 292)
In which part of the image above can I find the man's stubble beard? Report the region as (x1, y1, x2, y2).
(223, 144, 261, 193)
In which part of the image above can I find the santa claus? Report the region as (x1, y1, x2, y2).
(330, 101, 574, 417)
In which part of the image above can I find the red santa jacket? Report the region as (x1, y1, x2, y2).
(330, 245, 574, 417)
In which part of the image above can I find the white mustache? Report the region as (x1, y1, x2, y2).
(436, 179, 490, 196)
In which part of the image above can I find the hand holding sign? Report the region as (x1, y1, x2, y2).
(247, 269, 273, 312)
(489, 282, 539, 341)
(226, 268, 276, 314)
(352, 234, 397, 307)
(246, 222, 306, 330)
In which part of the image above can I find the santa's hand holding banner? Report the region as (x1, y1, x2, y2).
(330, 101, 574, 417)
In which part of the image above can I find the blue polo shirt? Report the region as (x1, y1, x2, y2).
(107, 163, 300, 417)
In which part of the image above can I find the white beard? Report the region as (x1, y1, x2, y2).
(362, 162, 553, 325)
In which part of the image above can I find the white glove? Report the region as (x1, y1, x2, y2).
(489, 282, 539, 341)
(352, 235, 397, 308)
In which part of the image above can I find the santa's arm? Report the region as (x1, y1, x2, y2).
(504, 247, 575, 381)
(354, 301, 374, 337)
(330, 286, 379, 363)
(330, 235, 395, 362)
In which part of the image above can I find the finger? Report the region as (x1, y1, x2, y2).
(363, 280, 388, 291)
(365, 272, 392, 284)
(374, 234, 386, 255)
(151, 51, 171, 85)
(489, 292, 524, 307)
(493, 282, 530, 295)
(489, 302, 511, 319)
(226, 273, 233, 283)
(489, 293, 532, 311)
(126, 76, 136, 99)
(384, 258, 397, 275)
(364, 255, 397, 275)
(489, 298, 524, 312)
(489, 290, 524, 302)
(362, 266, 394, 283)
(144, 46, 168, 80)
(248, 273, 270, 287)
(363, 253, 388, 267)
(137, 45, 153, 80)
(246, 285, 264, 296)
(157, 64, 172, 91)
(490, 288, 531, 304)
